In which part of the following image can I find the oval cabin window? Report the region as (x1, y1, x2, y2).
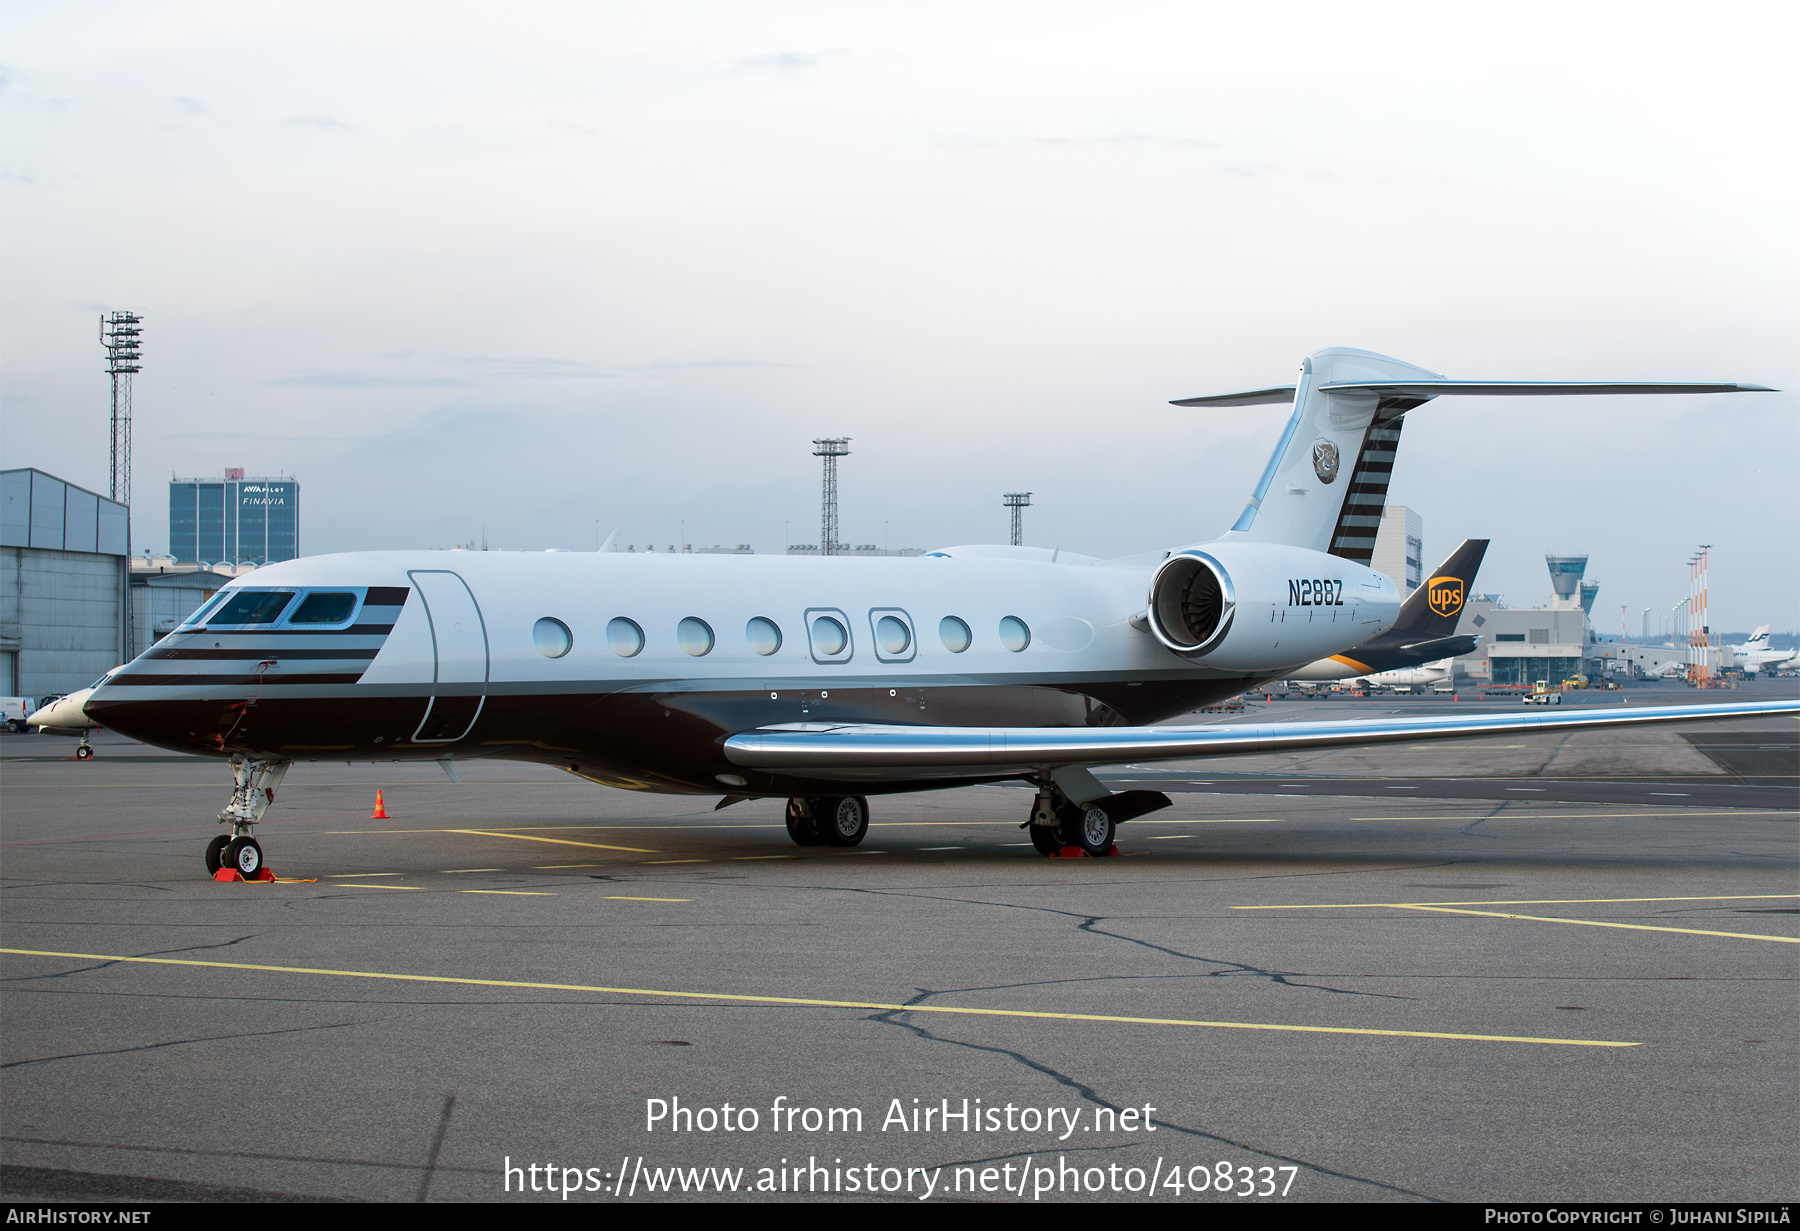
(999, 616, 1031, 652)
(533, 617, 573, 658)
(678, 617, 715, 657)
(811, 616, 848, 657)
(939, 616, 972, 653)
(876, 615, 911, 656)
(746, 617, 783, 656)
(607, 617, 644, 657)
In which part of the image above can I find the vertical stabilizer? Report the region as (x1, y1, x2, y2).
(1214, 348, 1442, 554)
(1397, 539, 1489, 640)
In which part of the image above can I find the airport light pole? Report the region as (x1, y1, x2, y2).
(100, 312, 142, 505)
(101, 311, 142, 661)
(813, 437, 850, 556)
(1003, 492, 1031, 547)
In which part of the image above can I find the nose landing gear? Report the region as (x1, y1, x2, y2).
(74, 737, 94, 760)
(210, 756, 289, 880)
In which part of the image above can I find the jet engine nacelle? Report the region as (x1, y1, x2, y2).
(1145, 542, 1401, 672)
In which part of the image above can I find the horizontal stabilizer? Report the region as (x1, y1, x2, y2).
(725, 700, 1800, 780)
(1170, 385, 1297, 407)
(1398, 634, 1481, 658)
(1316, 381, 1776, 398)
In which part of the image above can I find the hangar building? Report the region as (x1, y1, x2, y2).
(0, 468, 130, 698)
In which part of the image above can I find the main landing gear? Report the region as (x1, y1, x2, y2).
(207, 756, 290, 879)
(785, 796, 870, 847)
(1024, 777, 1174, 857)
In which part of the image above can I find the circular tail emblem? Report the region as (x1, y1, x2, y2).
(1427, 576, 1465, 618)
(1311, 439, 1340, 484)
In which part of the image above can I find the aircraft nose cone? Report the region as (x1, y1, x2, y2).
(27, 691, 89, 729)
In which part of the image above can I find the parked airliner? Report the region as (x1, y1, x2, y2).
(84, 347, 1789, 878)
(1732, 626, 1797, 676)
(1285, 539, 1487, 684)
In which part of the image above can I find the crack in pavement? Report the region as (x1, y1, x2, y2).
(869, 988, 1435, 1201)
(1, 1017, 381, 1070)
(0, 935, 264, 985)
(1458, 804, 1512, 836)
(1530, 734, 1577, 778)
(415, 1093, 457, 1202)
(811, 885, 1408, 1000)
(0, 1134, 489, 1177)
(1073, 916, 1414, 1001)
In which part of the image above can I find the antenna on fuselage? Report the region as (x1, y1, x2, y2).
(813, 437, 850, 557)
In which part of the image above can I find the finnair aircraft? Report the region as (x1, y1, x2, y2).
(1732, 626, 1797, 676)
(85, 347, 1790, 879)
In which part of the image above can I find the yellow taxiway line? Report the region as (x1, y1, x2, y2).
(1238, 894, 1799, 944)
(0, 948, 1638, 1049)
(1238, 894, 1799, 909)
(1347, 811, 1798, 821)
(1386, 905, 1796, 944)
(447, 829, 658, 854)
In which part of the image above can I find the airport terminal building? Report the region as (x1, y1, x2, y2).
(169, 471, 299, 566)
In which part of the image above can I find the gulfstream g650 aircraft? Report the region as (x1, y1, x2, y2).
(87, 347, 1790, 877)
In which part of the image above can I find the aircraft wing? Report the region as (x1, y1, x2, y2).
(1168, 381, 1775, 407)
(724, 699, 1800, 781)
(1316, 381, 1775, 398)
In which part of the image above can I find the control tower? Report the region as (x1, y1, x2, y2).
(1546, 554, 1588, 611)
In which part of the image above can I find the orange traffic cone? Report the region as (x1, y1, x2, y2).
(371, 791, 389, 819)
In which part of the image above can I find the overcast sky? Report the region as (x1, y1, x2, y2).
(3, 1, 1794, 632)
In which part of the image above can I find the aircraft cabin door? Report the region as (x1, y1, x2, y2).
(408, 570, 488, 743)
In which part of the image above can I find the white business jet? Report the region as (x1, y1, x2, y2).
(86, 347, 1788, 879)
(26, 672, 116, 760)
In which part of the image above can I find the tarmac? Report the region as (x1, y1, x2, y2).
(1, 680, 1794, 1203)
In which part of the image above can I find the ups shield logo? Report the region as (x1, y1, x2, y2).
(1427, 576, 1465, 618)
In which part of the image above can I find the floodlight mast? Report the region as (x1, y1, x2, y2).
(100, 312, 143, 505)
(813, 437, 850, 557)
(1003, 492, 1031, 547)
(101, 311, 142, 661)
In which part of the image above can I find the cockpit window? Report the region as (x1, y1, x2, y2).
(181, 592, 230, 628)
(289, 592, 358, 624)
(208, 591, 297, 625)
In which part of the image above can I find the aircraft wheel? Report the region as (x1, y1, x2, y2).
(205, 835, 230, 874)
(819, 795, 868, 847)
(225, 836, 263, 878)
(1063, 805, 1116, 856)
(1029, 823, 1063, 856)
(74, 745, 94, 760)
(785, 798, 823, 847)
